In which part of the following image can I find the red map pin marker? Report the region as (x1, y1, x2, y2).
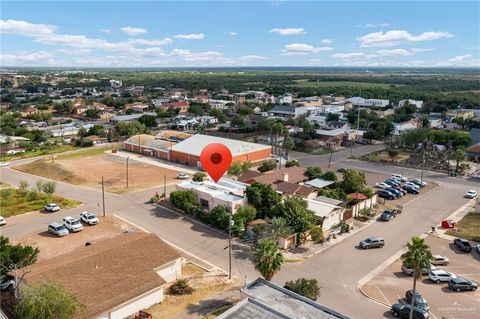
(200, 143, 232, 183)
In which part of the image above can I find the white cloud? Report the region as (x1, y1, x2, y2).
(358, 30, 453, 47)
(238, 55, 267, 61)
(128, 38, 173, 46)
(283, 43, 333, 55)
(270, 28, 305, 35)
(0, 19, 56, 37)
(331, 52, 377, 59)
(228, 32, 237, 36)
(377, 48, 434, 56)
(121, 26, 147, 36)
(174, 33, 205, 40)
(436, 54, 480, 67)
(321, 39, 333, 45)
(363, 23, 390, 28)
(0, 51, 54, 65)
(100, 29, 111, 34)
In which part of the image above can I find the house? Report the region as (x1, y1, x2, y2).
(470, 128, 480, 145)
(307, 115, 328, 126)
(239, 166, 307, 185)
(447, 109, 475, 121)
(110, 112, 157, 124)
(124, 134, 173, 160)
(84, 135, 107, 144)
(123, 85, 144, 95)
(50, 126, 80, 138)
(154, 130, 192, 142)
(372, 108, 394, 118)
(159, 101, 190, 113)
(16, 232, 182, 319)
(170, 134, 272, 167)
(20, 105, 39, 117)
(208, 99, 232, 110)
(152, 98, 170, 107)
(125, 103, 150, 113)
(198, 115, 218, 126)
(269, 105, 317, 119)
(276, 93, 294, 105)
(307, 198, 344, 232)
(177, 177, 248, 213)
(347, 97, 390, 108)
(316, 129, 358, 141)
(466, 143, 480, 158)
(399, 99, 423, 109)
(393, 119, 421, 135)
(217, 278, 350, 319)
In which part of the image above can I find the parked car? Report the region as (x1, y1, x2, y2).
(402, 185, 419, 194)
(431, 255, 449, 266)
(410, 179, 426, 187)
(401, 264, 436, 276)
(377, 189, 396, 200)
(80, 212, 99, 225)
(392, 174, 408, 182)
(48, 223, 68, 237)
(336, 167, 346, 173)
(387, 187, 403, 198)
(0, 216, 6, 226)
(375, 182, 391, 189)
(0, 276, 15, 291)
(476, 244, 480, 254)
(384, 179, 401, 187)
(359, 237, 384, 249)
(454, 238, 473, 252)
(465, 190, 478, 199)
(391, 303, 429, 319)
(44, 203, 60, 212)
(448, 277, 478, 292)
(176, 173, 189, 180)
(405, 290, 429, 312)
(391, 186, 407, 195)
(404, 182, 420, 190)
(0, 162, 10, 167)
(63, 216, 83, 232)
(428, 270, 456, 283)
(380, 210, 397, 221)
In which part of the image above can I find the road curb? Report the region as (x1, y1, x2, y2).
(357, 283, 391, 309)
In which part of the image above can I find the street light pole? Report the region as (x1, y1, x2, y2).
(126, 156, 129, 188)
(328, 149, 333, 168)
(228, 214, 233, 280)
(101, 176, 106, 217)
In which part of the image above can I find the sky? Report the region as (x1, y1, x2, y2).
(1, 1, 479, 67)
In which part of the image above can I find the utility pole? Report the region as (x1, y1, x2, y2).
(356, 107, 361, 141)
(228, 214, 233, 280)
(163, 175, 166, 200)
(421, 141, 425, 184)
(101, 176, 106, 217)
(328, 149, 333, 168)
(126, 156, 129, 188)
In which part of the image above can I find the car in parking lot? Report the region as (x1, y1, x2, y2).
(44, 203, 60, 212)
(0, 276, 15, 291)
(392, 174, 408, 182)
(402, 185, 419, 194)
(391, 303, 429, 319)
(176, 173, 189, 180)
(385, 179, 401, 187)
(401, 264, 436, 276)
(375, 182, 391, 189)
(448, 277, 478, 292)
(0, 216, 6, 226)
(62, 216, 83, 232)
(410, 178, 427, 187)
(453, 238, 473, 252)
(380, 210, 397, 221)
(431, 255, 449, 266)
(405, 290, 429, 312)
(80, 212, 99, 225)
(476, 244, 480, 253)
(336, 167, 346, 173)
(377, 189, 396, 200)
(48, 223, 68, 237)
(0, 162, 10, 167)
(359, 237, 384, 249)
(387, 187, 403, 198)
(465, 190, 478, 198)
(428, 270, 456, 283)
(404, 182, 420, 190)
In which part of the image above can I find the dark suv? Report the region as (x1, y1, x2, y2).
(454, 238, 472, 252)
(448, 277, 478, 292)
(391, 303, 429, 319)
(377, 190, 395, 200)
(405, 290, 429, 311)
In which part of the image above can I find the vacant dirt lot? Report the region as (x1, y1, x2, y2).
(15, 149, 181, 193)
(15, 215, 140, 261)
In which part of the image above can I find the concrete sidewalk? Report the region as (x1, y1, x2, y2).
(110, 150, 197, 174)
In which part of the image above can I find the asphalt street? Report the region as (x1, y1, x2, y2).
(1, 145, 478, 319)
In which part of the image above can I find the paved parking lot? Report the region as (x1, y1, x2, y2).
(362, 235, 480, 319)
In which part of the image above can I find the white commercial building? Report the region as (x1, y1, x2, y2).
(398, 99, 424, 109)
(347, 96, 390, 108)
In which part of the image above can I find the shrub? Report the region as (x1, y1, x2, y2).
(310, 227, 324, 242)
(285, 160, 299, 167)
(170, 190, 198, 212)
(207, 206, 231, 230)
(192, 172, 206, 182)
(258, 160, 277, 172)
(284, 278, 320, 300)
(168, 279, 194, 295)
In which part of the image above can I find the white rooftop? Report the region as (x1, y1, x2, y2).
(171, 134, 271, 157)
(307, 199, 342, 218)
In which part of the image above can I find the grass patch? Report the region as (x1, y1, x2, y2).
(290, 79, 395, 89)
(446, 212, 480, 242)
(0, 145, 77, 162)
(56, 146, 110, 160)
(0, 188, 81, 217)
(14, 159, 87, 184)
(0, 182, 13, 190)
(311, 149, 334, 155)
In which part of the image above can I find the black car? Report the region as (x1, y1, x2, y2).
(454, 238, 473, 252)
(405, 290, 429, 311)
(385, 179, 401, 187)
(380, 210, 396, 221)
(448, 277, 478, 292)
(377, 189, 395, 200)
(391, 303, 429, 319)
(336, 168, 346, 173)
(402, 185, 419, 194)
(387, 187, 403, 198)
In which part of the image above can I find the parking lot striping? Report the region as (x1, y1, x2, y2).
(112, 214, 224, 273)
(397, 295, 404, 304)
(376, 286, 391, 306)
(429, 311, 439, 319)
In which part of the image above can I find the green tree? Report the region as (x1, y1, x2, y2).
(235, 205, 257, 225)
(42, 181, 57, 199)
(19, 180, 29, 194)
(170, 190, 198, 212)
(309, 226, 324, 242)
(267, 217, 292, 241)
(230, 115, 245, 128)
(326, 113, 340, 122)
(192, 172, 206, 182)
(284, 278, 320, 300)
(452, 148, 467, 173)
(228, 161, 243, 177)
(258, 159, 277, 172)
(85, 109, 100, 119)
(285, 159, 299, 167)
(276, 196, 317, 234)
(87, 125, 105, 136)
(253, 239, 284, 281)
(36, 180, 44, 193)
(246, 183, 281, 219)
(401, 237, 433, 319)
(207, 206, 230, 230)
(115, 121, 147, 137)
(282, 134, 295, 159)
(188, 104, 205, 116)
(304, 166, 323, 180)
(387, 149, 399, 162)
(15, 281, 82, 319)
(340, 169, 367, 194)
(138, 114, 157, 128)
(321, 171, 337, 182)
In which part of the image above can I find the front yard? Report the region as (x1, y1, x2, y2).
(446, 212, 480, 242)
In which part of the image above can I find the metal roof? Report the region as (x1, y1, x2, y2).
(171, 134, 271, 157)
(305, 178, 335, 189)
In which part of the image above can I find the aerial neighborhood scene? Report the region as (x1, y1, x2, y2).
(0, 1, 479, 319)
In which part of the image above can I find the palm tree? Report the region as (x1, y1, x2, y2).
(253, 239, 284, 281)
(401, 237, 433, 319)
(267, 217, 292, 241)
(452, 148, 467, 173)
